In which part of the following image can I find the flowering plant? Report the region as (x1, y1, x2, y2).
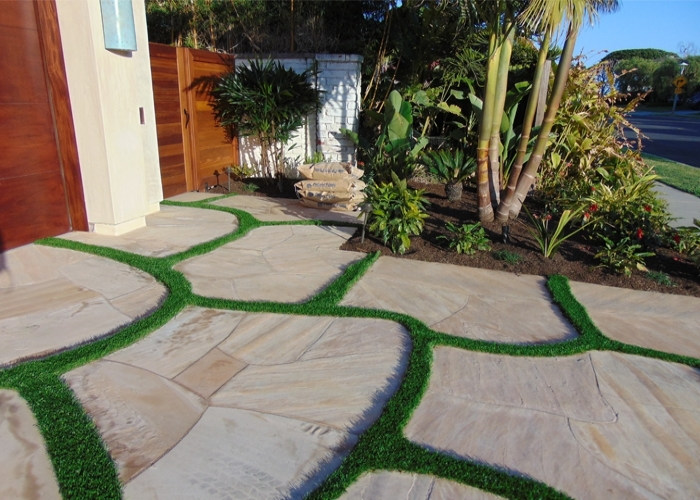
(523, 206, 594, 258)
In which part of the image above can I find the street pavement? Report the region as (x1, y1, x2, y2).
(627, 112, 700, 168)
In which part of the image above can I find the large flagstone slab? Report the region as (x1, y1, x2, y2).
(175, 225, 364, 303)
(0, 246, 165, 368)
(570, 280, 700, 359)
(214, 195, 360, 223)
(0, 390, 61, 500)
(65, 307, 410, 496)
(339, 472, 505, 500)
(405, 348, 700, 499)
(60, 205, 237, 257)
(125, 407, 355, 500)
(64, 360, 207, 482)
(341, 257, 577, 344)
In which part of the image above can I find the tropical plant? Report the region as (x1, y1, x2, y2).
(671, 219, 700, 255)
(226, 164, 256, 181)
(420, 149, 476, 201)
(595, 236, 655, 276)
(366, 172, 429, 254)
(580, 168, 670, 246)
(523, 205, 592, 258)
(343, 91, 428, 184)
(438, 221, 491, 255)
(494, 0, 620, 223)
(211, 59, 322, 188)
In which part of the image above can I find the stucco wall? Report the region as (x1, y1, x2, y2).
(237, 54, 362, 178)
(55, 0, 162, 235)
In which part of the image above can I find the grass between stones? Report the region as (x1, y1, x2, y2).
(643, 152, 700, 197)
(1, 194, 699, 500)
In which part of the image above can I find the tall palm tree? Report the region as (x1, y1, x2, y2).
(496, 0, 619, 221)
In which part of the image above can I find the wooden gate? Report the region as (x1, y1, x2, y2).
(149, 43, 239, 197)
(0, 0, 87, 251)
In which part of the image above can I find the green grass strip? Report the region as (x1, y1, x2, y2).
(642, 152, 700, 197)
(3, 198, 700, 500)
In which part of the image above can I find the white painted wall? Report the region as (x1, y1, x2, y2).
(236, 54, 362, 178)
(55, 0, 162, 235)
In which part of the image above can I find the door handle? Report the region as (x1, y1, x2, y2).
(183, 108, 190, 128)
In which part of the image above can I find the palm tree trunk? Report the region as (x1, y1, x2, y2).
(488, 21, 514, 205)
(509, 23, 578, 219)
(477, 32, 499, 223)
(495, 29, 552, 223)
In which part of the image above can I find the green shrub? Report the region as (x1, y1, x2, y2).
(493, 250, 523, 264)
(437, 221, 491, 255)
(523, 206, 591, 258)
(595, 236, 655, 276)
(242, 183, 259, 192)
(646, 271, 674, 286)
(367, 172, 429, 254)
(227, 164, 256, 181)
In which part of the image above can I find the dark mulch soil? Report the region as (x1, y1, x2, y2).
(215, 178, 700, 298)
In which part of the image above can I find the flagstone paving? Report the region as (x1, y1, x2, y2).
(341, 257, 578, 344)
(0, 389, 62, 500)
(213, 195, 361, 224)
(59, 205, 238, 257)
(0, 244, 165, 368)
(63, 307, 411, 499)
(3, 198, 700, 500)
(175, 225, 364, 303)
(338, 472, 505, 499)
(405, 347, 700, 500)
(570, 281, 700, 359)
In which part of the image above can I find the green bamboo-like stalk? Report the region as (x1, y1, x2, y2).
(488, 19, 515, 205)
(495, 29, 552, 223)
(509, 23, 579, 218)
(477, 31, 500, 223)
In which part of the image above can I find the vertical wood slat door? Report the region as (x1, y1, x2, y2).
(149, 43, 189, 198)
(149, 43, 238, 197)
(180, 48, 238, 191)
(0, 0, 87, 251)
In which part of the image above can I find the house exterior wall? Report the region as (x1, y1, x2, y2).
(236, 54, 362, 177)
(55, 0, 162, 236)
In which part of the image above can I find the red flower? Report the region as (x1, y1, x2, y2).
(583, 212, 590, 220)
(636, 228, 644, 239)
(673, 234, 681, 244)
(591, 186, 596, 192)
(358, 161, 365, 167)
(590, 203, 598, 212)
(544, 214, 552, 221)
(644, 205, 652, 212)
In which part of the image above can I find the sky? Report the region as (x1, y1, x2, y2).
(575, 0, 700, 64)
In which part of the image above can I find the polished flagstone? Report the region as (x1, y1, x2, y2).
(341, 257, 577, 344)
(338, 472, 505, 500)
(0, 245, 165, 368)
(405, 347, 700, 500)
(60, 205, 238, 257)
(175, 225, 364, 303)
(213, 195, 361, 224)
(570, 280, 700, 359)
(63, 307, 410, 498)
(0, 390, 61, 500)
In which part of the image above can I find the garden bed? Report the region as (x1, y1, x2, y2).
(218, 179, 700, 298)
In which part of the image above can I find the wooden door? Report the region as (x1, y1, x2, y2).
(0, 0, 87, 251)
(180, 48, 239, 191)
(149, 43, 190, 198)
